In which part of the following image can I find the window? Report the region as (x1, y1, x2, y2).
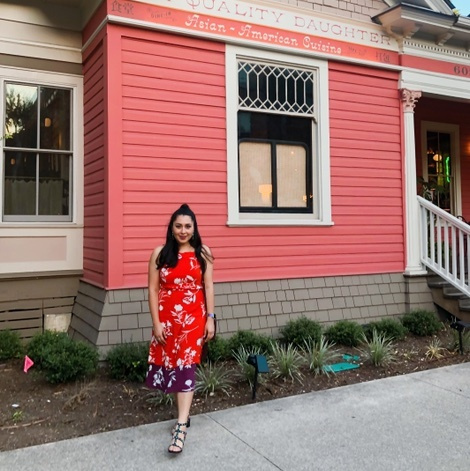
(3, 82, 72, 221)
(226, 46, 332, 226)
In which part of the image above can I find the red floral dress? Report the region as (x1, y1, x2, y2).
(146, 252, 207, 393)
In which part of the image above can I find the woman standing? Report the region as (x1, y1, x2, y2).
(146, 204, 215, 454)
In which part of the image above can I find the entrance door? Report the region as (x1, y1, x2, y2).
(421, 122, 461, 215)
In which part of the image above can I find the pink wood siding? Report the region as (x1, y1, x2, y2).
(82, 35, 106, 286)
(414, 97, 470, 220)
(108, 28, 403, 287)
(117, 29, 226, 287)
(328, 62, 404, 275)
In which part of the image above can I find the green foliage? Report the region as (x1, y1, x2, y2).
(195, 362, 233, 397)
(358, 329, 397, 367)
(204, 336, 231, 363)
(401, 310, 442, 337)
(106, 342, 149, 383)
(146, 390, 174, 406)
(233, 345, 263, 387)
(302, 336, 339, 376)
(324, 320, 363, 347)
(279, 316, 322, 348)
(363, 318, 407, 341)
(269, 343, 304, 383)
(448, 329, 470, 352)
(0, 330, 24, 360)
(26, 331, 99, 384)
(228, 330, 272, 356)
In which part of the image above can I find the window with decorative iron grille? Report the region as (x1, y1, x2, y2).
(226, 47, 332, 226)
(238, 60, 315, 213)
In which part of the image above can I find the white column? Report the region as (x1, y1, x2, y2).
(402, 89, 427, 276)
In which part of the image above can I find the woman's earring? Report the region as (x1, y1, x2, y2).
(191, 234, 194, 240)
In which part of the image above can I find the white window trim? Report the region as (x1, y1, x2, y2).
(421, 120, 461, 215)
(226, 45, 332, 226)
(0, 66, 83, 226)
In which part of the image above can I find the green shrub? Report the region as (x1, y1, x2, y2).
(233, 345, 264, 387)
(204, 336, 231, 363)
(363, 318, 407, 341)
(448, 329, 470, 352)
(26, 331, 98, 384)
(279, 316, 322, 348)
(106, 342, 149, 382)
(401, 310, 442, 337)
(228, 330, 272, 356)
(302, 336, 339, 376)
(324, 320, 364, 347)
(269, 343, 304, 383)
(0, 330, 24, 361)
(358, 330, 396, 367)
(195, 363, 233, 397)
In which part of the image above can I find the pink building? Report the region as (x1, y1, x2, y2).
(1, 0, 470, 353)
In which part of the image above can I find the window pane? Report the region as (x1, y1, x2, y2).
(40, 88, 71, 150)
(38, 154, 70, 215)
(277, 145, 307, 208)
(426, 131, 452, 211)
(4, 84, 38, 148)
(239, 142, 272, 207)
(4, 151, 36, 215)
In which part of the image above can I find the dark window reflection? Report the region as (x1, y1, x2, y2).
(38, 154, 70, 215)
(40, 88, 71, 150)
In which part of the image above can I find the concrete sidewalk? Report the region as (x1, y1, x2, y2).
(1, 363, 470, 471)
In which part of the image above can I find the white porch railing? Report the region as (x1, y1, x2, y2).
(418, 195, 470, 297)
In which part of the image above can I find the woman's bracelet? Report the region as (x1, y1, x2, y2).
(207, 313, 216, 319)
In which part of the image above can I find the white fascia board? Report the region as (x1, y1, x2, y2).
(400, 68, 470, 101)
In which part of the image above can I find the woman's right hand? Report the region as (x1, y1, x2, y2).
(153, 322, 166, 346)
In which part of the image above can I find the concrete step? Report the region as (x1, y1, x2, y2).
(443, 286, 467, 299)
(459, 299, 470, 312)
(427, 276, 450, 289)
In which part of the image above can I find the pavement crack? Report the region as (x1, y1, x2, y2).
(411, 376, 470, 400)
(205, 414, 284, 470)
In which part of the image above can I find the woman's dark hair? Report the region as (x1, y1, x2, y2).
(157, 204, 212, 273)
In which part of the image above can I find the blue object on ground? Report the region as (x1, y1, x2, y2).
(324, 362, 360, 373)
(343, 354, 360, 362)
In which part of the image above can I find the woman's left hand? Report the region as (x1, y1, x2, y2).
(204, 317, 216, 342)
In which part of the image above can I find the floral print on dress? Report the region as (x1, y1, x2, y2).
(146, 252, 206, 394)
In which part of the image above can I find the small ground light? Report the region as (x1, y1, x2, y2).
(247, 354, 269, 400)
(450, 320, 470, 354)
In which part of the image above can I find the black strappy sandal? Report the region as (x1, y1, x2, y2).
(171, 417, 190, 436)
(168, 421, 188, 454)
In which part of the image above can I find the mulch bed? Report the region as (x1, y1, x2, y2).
(1, 329, 469, 452)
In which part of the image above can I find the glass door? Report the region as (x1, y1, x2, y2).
(421, 123, 461, 215)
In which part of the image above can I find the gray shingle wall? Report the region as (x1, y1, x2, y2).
(70, 272, 435, 354)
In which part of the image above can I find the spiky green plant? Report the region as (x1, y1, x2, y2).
(269, 342, 304, 383)
(358, 329, 396, 367)
(233, 345, 264, 387)
(302, 336, 340, 376)
(448, 328, 470, 352)
(145, 390, 174, 406)
(195, 363, 233, 397)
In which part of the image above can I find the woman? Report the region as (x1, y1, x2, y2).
(146, 204, 215, 454)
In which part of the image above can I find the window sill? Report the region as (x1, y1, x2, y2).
(227, 215, 334, 227)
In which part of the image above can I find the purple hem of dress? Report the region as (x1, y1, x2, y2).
(145, 363, 197, 393)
